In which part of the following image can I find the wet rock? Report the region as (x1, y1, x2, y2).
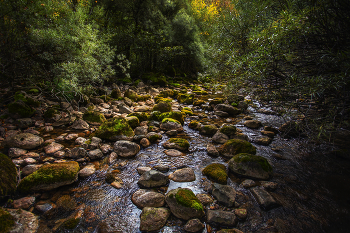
(107, 152, 118, 164)
(184, 218, 205, 232)
(255, 136, 272, 146)
(140, 207, 170, 232)
(214, 104, 241, 116)
(261, 130, 275, 138)
(160, 120, 183, 131)
(199, 124, 218, 136)
(212, 131, 229, 144)
(137, 166, 152, 175)
(166, 129, 177, 136)
(100, 144, 112, 154)
(71, 119, 89, 130)
(207, 210, 237, 227)
(202, 163, 227, 184)
(196, 194, 214, 206)
(165, 188, 204, 220)
(13, 196, 36, 209)
(215, 111, 230, 117)
(5, 133, 44, 149)
(211, 183, 236, 207)
(134, 126, 148, 136)
(69, 147, 87, 159)
(207, 144, 219, 157)
(44, 142, 64, 154)
(79, 164, 96, 178)
(113, 140, 140, 158)
(16, 118, 33, 129)
(164, 149, 184, 157)
(251, 187, 278, 210)
(163, 138, 189, 151)
(244, 120, 262, 129)
(241, 179, 256, 188)
(6, 208, 39, 233)
(169, 167, 196, 182)
(231, 133, 249, 141)
(140, 138, 151, 147)
(154, 164, 169, 172)
(89, 137, 102, 150)
(217, 229, 244, 233)
(111, 181, 123, 189)
(75, 137, 87, 145)
(24, 157, 37, 164)
(138, 170, 169, 188)
(261, 181, 278, 191)
(18, 161, 79, 192)
(152, 101, 172, 113)
(22, 164, 42, 176)
(8, 148, 27, 158)
(228, 153, 273, 180)
(220, 124, 237, 137)
(234, 208, 247, 220)
(56, 195, 77, 211)
(132, 189, 165, 208)
(264, 126, 279, 134)
(35, 203, 55, 214)
(87, 149, 104, 160)
(64, 133, 79, 141)
(219, 139, 256, 159)
(118, 105, 133, 114)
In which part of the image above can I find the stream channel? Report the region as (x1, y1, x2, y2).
(29, 97, 350, 233)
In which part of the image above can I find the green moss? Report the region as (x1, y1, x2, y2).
(200, 124, 218, 136)
(177, 93, 195, 104)
(231, 102, 238, 107)
(193, 99, 205, 106)
(148, 133, 162, 143)
(148, 111, 162, 121)
(162, 118, 181, 125)
(220, 124, 237, 136)
(83, 111, 106, 123)
(190, 85, 202, 91)
(126, 116, 140, 129)
(8, 101, 35, 118)
(209, 98, 224, 105)
(0, 153, 17, 197)
(219, 139, 256, 157)
(99, 95, 111, 102)
(144, 73, 168, 86)
(124, 89, 139, 101)
(28, 89, 39, 94)
(193, 90, 208, 95)
(18, 161, 79, 193)
(181, 107, 193, 116)
(63, 218, 80, 230)
(127, 112, 150, 122)
(0, 207, 15, 232)
(188, 120, 199, 129)
(44, 108, 58, 119)
(56, 195, 77, 211)
(233, 153, 272, 172)
(138, 94, 151, 101)
(111, 89, 121, 99)
(152, 101, 172, 113)
(202, 163, 227, 184)
(14, 91, 26, 101)
(169, 138, 190, 150)
(158, 89, 178, 98)
(159, 112, 185, 125)
(175, 189, 203, 211)
(95, 118, 134, 140)
(25, 97, 40, 107)
(154, 96, 173, 104)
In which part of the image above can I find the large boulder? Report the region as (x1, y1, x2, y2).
(214, 104, 241, 116)
(219, 139, 256, 159)
(138, 170, 169, 188)
(5, 133, 44, 150)
(160, 119, 183, 131)
(139, 207, 170, 232)
(3, 208, 39, 233)
(199, 124, 218, 136)
(211, 183, 236, 207)
(202, 163, 227, 184)
(207, 210, 237, 227)
(18, 161, 79, 193)
(95, 118, 134, 141)
(212, 131, 229, 144)
(228, 153, 273, 180)
(152, 101, 172, 113)
(113, 140, 140, 158)
(131, 189, 165, 208)
(165, 188, 204, 220)
(0, 153, 17, 198)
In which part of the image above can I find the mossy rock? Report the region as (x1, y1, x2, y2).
(159, 111, 185, 125)
(18, 161, 79, 193)
(228, 153, 273, 180)
(99, 95, 111, 102)
(56, 195, 77, 211)
(175, 189, 203, 211)
(8, 101, 35, 118)
(0, 153, 17, 198)
(138, 94, 151, 101)
(95, 118, 134, 140)
(83, 111, 106, 123)
(209, 98, 224, 105)
(124, 89, 139, 101)
(193, 99, 205, 106)
(27, 89, 40, 94)
(219, 139, 256, 159)
(44, 107, 58, 119)
(152, 101, 172, 113)
(177, 93, 195, 105)
(181, 107, 193, 116)
(127, 112, 150, 122)
(144, 73, 168, 86)
(193, 90, 208, 95)
(126, 116, 140, 129)
(158, 89, 178, 98)
(163, 138, 190, 151)
(199, 124, 218, 136)
(188, 120, 199, 129)
(162, 118, 181, 125)
(202, 163, 228, 184)
(0, 207, 15, 233)
(220, 124, 237, 136)
(154, 96, 173, 104)
(63, 218, 80, 230)
(148, 111, 162, 121)
(147, 133, 163, 143)
(111, 89, 122, 99)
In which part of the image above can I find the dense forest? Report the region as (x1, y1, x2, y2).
(1, 0, 350, 137)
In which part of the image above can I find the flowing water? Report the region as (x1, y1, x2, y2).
(34, 100, 350, 233)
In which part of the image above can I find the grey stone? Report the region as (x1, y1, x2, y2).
(184, 219, 205, 233)
(137, 170, 169, 188)
(168, 167, 196, 182)
(131, 189, 165, 208)
(69, 147, 87, 159)
(44, 142, 64, 154)
(207, 210, 237, 227)
(71, 119, 89, 130)
(113, 140, 140, 158)
(79, 164, 96, 178)
(5, 133, 44, 150)
(8, 148, 27, 158)
(87, 149, 104, 160)
(212, 131, 229, 144)
(7, 209, 39, 233)
(139, 207, 170, 232)
(251, 187, 278, 210)
(211, 183, 236, 207)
